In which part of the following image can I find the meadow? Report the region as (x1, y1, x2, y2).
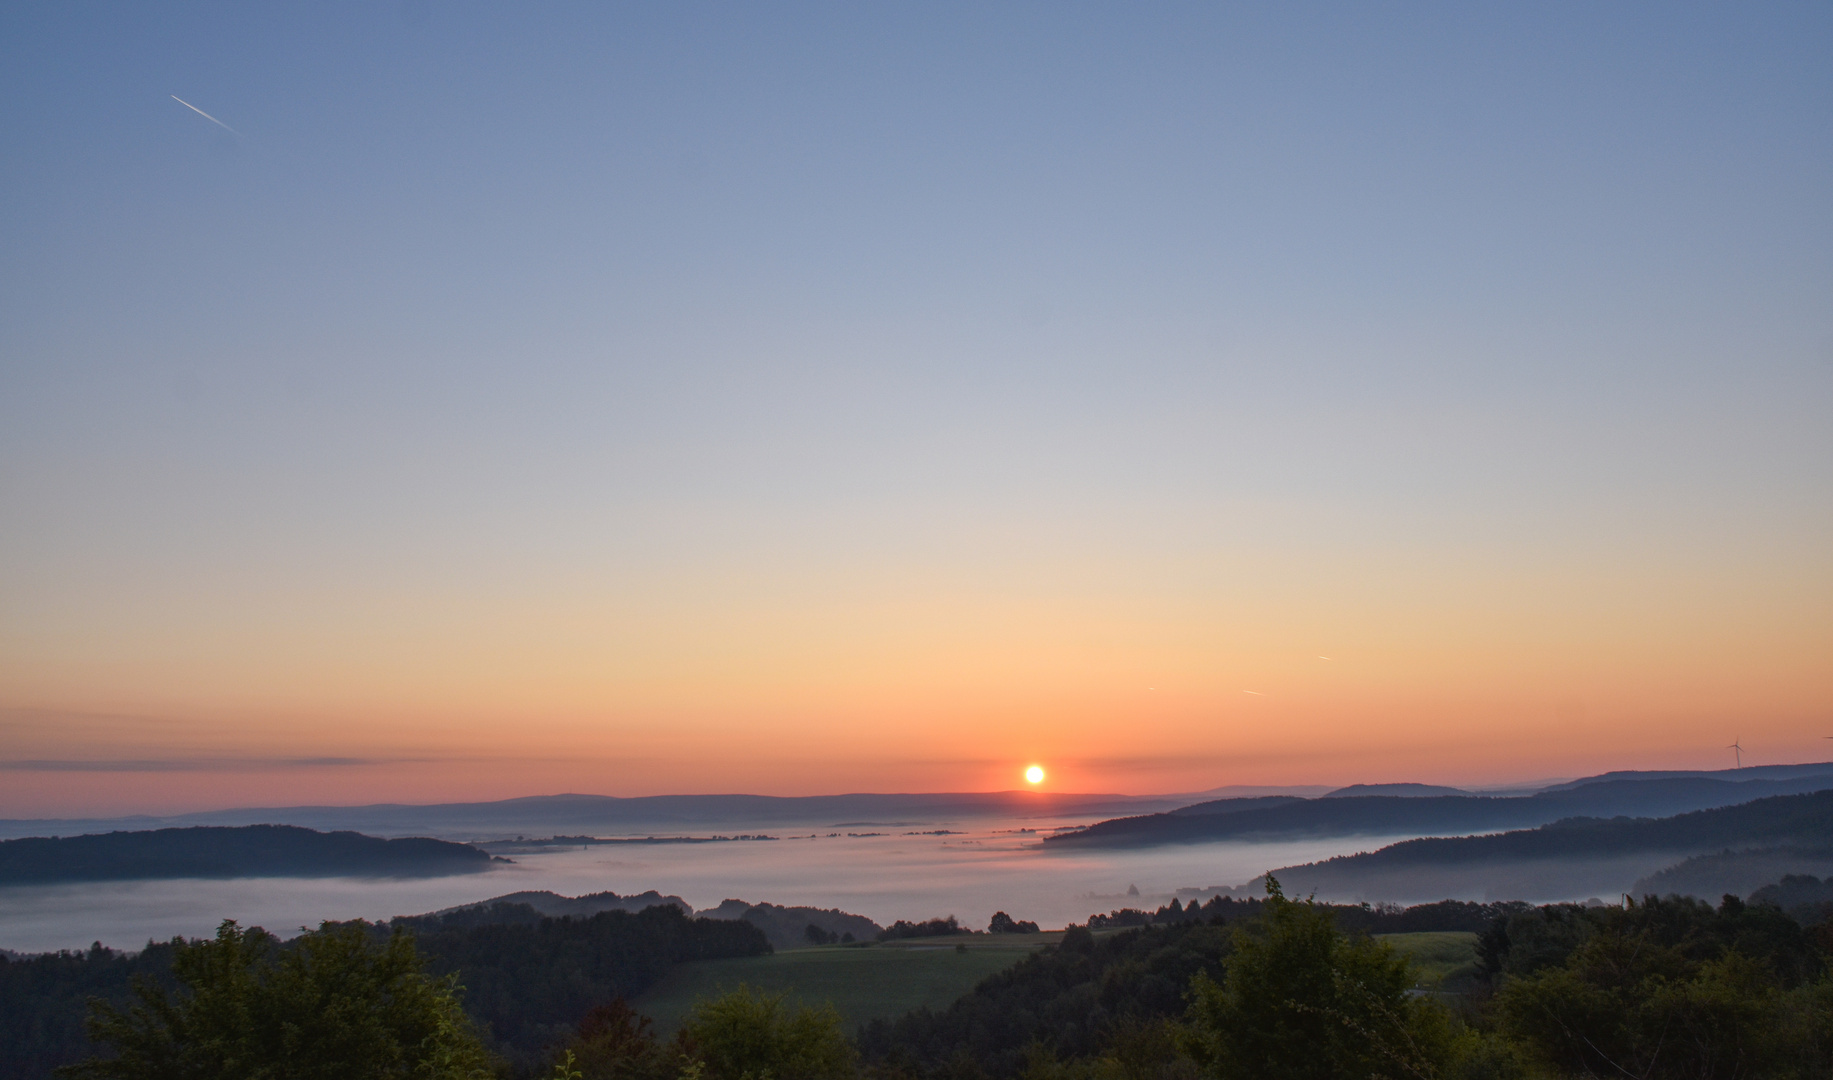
(1375, 931, 1480, 986)
(633, 933, 1063, 1033)
(632, 929, 1479, 1033)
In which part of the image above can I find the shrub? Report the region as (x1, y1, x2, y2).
(680, 986, 854, 1080)
(59, 919, 492, 1080)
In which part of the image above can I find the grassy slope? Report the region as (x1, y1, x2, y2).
(1376, 931, 1479, 985)
(632, 933, 1059, 1034)
(638, 930, 1478, 1034)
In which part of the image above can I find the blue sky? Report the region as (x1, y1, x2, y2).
(2, 2, 1830, 810)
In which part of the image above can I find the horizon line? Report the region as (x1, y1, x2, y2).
(7, 760, 1831, 823)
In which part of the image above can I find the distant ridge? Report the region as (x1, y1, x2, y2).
(1048, 764, 1833, 848)
(0, 790, 1190, 841)
(9, 764, 1830, 843)
(1631, 847, 1833, 901)
(1537, 762, 1833, 792)
(696, 899, 884, 948)
(1246, 788, 1833, 904)
(1323, 783, 1469, 798)
(432, 889, 693, 918)
(1165, 795, 1308, 818)
(0, 825, 495, 885)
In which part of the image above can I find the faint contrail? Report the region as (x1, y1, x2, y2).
(1242, 690, 1262, 695)
(171, 95, 238, 135)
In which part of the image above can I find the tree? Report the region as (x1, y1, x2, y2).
(803, 925, 837, 946)
(59, 919, 492, 1080)
(1498, 947, 1780, 1080)
(859, 919, 1231, 1079)
(1182, 877, 1455, 1080)
(402, 901, 770, 1062)
(679, 986, 854, 1080)
(1490, 894, 1833, 1080)
(558, 999, 676, 1080)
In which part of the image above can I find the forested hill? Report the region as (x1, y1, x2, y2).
(1258, 788, 1833, 899)
(395, 903, 770, 1064)
(0, 901, 767, 1078)
(1047, 771, 1833, 848)
(0, 825, 496, 884)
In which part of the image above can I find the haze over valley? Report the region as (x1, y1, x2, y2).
(6, 760, 1829, 954)
(4, 4, 1830, 1077)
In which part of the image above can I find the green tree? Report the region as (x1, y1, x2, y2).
(679, 986, 854, 1080)
(1497, 925, 1793, 1079)
(60, 919, 492, 1080)
(558, 1000, 677, 1080)
(1183, 877, 1455, 1080)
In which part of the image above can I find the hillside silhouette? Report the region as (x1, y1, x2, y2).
(1048, 766, 1833, 848)
(0, 825, 496, 884)
(1252, 788, 1833, 902)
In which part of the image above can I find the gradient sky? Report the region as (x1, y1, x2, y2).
(3, 2, 1830, 816)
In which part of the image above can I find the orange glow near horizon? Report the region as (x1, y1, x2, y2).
(3, 380, 1830, 819)
(4, 1, 1832, 827)
(3, 543, 1828, 817)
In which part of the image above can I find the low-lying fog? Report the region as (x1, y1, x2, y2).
(1, 820, 1424, 953)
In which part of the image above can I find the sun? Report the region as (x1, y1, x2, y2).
(1025, 765, 1045, 785)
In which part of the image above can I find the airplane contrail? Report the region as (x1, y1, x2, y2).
(1242, 690, 1262, 695)
(171, 95, 238, 135)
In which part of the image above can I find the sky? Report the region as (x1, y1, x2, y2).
(2, 2, 1830, 816)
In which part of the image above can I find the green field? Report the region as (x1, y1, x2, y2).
(1375, 931, 1480, 986)
(633, 934, 1058, 1034)
(636, 929, 1478, 1035)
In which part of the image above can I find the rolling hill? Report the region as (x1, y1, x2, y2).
(1046, 765, 1833, 849)
(1244, 788, 1833, 903)
(0, 825, 497, 884)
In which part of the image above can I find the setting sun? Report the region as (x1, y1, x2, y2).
(1025, 765, 1045, 785)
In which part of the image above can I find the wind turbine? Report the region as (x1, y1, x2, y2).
(1727, 738, 1744, 769)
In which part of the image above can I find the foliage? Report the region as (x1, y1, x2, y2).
(4, 903, 769, 1079)
(995, 1018, 1198, 1080)
(554, 1000, 677, 1080)
(679, 986, 855, 1080)
(402, 903, 771, 1066)
(859, 921, 1232, 1078)
(23, 884, 1833, 1080)
(1475, 903, 1600, 981)
(1086, 895, 1526, 936)
(1753, 873, 1833, 928)
(1477, 893, 1821, 986)
(717, 902, 881, 951)
(1345, 901, 1535, 936)
(1181, 877, 1456, 1080)
(0, 942, 178, 1079)
(1085, 897, 1259, 929)
(1491, 894, 1832, 1079)
(987, 913, 1040, 934)
(57, 919, 492, 1080)
(1754, 873, 1833, 910)
(877, 918, 963, 941)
